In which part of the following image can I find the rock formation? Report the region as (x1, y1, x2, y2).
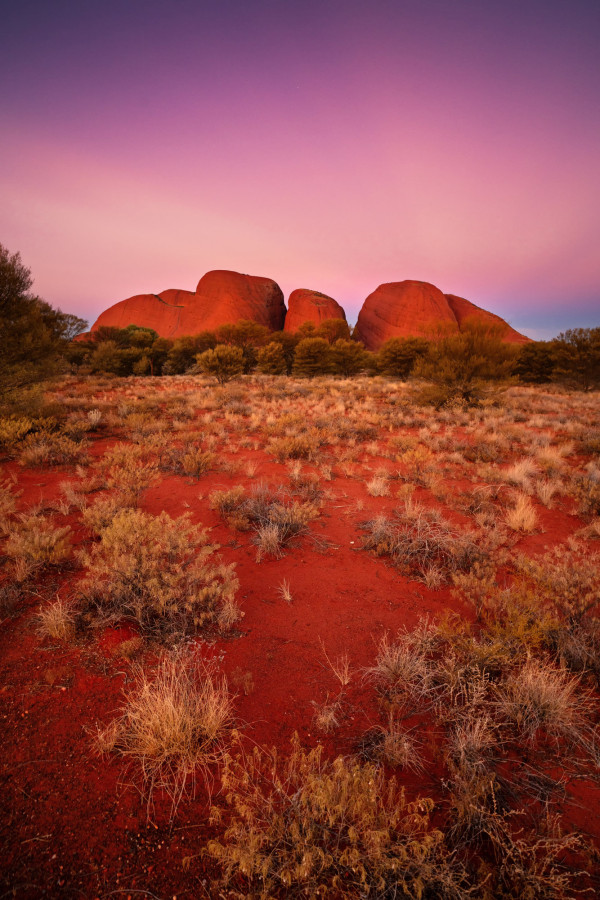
(86, 270, 530, 346)
(354, 280, 530, 350)
(445, 294, 530, 344)
(90, 270, 285, 338)
(354, 281, 458, 349)
(283, 289, 347, 334)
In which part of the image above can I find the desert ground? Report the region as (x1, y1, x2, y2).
(1, 373, 600, 898)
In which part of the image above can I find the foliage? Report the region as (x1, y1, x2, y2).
(552, 327, 600, 391)
(5, 514, 72, 581)
(208, 735, 466, 899)
(330, 338, 367, 376)
(0, 243, 87, 401)
(292, 337, 333, 377)
(377, 336, 429, 378)
(413, 323, 517, 406)
(78, 509, 240, 638)
(514, 341, 556, 383)
(256, 341, 287, 375)
(197, 345, 245, 383)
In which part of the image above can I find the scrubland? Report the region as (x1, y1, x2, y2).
(1, 373, 600, 898)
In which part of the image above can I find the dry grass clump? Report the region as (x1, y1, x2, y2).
(504, 492, 538, 532)
(267, 432, 322, 462)
(97, 649, 234, 817)
(361, 502, 484, 584)
(101, 443, 160, 505)
(496, 658, 590, 748)
(571, 468, 600, 517)
(210, 482, 319, 561)
(0, 473, 21, 536)
(208, 736, 467, 899)
(19, 432, 89, 468)
(5, 515, 72, 581)
(365, 471, 390, 497)
(36, 596, 76, 641)
(78, 509, 240, 639)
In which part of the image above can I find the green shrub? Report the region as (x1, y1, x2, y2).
(197, 345, 244, 383)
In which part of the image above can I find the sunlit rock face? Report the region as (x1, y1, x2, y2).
(445, 294, 531, 344)
(354, 280, 530, 350)
(283, 289, 347, 333)
(90, 270, 286, 337)
(88, 271, 530, 346)
(354, 280, 458, 350)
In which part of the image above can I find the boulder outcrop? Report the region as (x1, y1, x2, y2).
(283, 289, 347, 333)
(90, 270, 285, 338)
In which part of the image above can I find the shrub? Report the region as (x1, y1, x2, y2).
(197, 345, 244, 383)
(210, 483, 318, 560)
(5, 515, 72, 581)
(552, 327, 600, 391)
(413, 323, 517, 406)
(78, 509, 240, 638)
(361, 503, 483, 583)
(19, 432, 89, 467)
(256, 342, 287, 375)
(377, 336, 429, 378)
(208, 735, 466, 898)
(97, 648, 234, 817)
(292, 337, 332, 377)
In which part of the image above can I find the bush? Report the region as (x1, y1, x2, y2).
(552, 327, 600, 391)
(78, 509, 240, 638)
(413, 323, 517, 406)
(377, 336, 429, 378)
(5, 515, 72, 582)
(256, 342, 287, 375)
(97, 648, 234, 817)
(361, 502, 484, 584)
(197, 345, 244, 383)
(292, 337, 332, 377)
(208, 735, 466, 898)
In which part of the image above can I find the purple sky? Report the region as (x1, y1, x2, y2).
(1, 0, 598, 340)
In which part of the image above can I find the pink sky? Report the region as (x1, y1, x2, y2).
(1, 0, 598, 340)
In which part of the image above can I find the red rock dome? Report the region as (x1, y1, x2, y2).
(283, 289, 347, 333)
(354, 280, 458, 350)
(90, 271, 285, 338)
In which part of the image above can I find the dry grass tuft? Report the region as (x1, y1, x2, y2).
(96, 648, 234, 818)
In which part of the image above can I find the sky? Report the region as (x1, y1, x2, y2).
(1, 0, 598, 340)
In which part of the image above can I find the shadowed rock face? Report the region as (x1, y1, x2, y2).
(283, 289, 347, 333)
(445, 294, 531, 344)
(90, 270, 286, 338)
(354, 280, 530, 350)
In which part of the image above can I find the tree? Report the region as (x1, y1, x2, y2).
(514, 341, 556, 384)
(256, 342, 287, 375)
(0, 243, 87, 398)
(552, 328, 600, 391)
(292, 338, 333, 377)
(377, 337, 429, 378)
(197, 345, 244, 383)
(413, 323, 517, 406)
(315, 319, 352, 344)
(330, 339, 367, 377)
(165, 332, 217, 374)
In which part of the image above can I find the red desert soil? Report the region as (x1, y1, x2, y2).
(1, 376, 599, 897)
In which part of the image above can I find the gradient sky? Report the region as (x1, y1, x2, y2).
(1, 0, 598, 340)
